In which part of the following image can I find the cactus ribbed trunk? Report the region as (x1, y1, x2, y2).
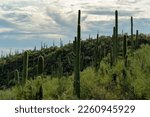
(38, 55, 44, 75)
(23, 51, 28, 83)
(74, 10, 81, 99)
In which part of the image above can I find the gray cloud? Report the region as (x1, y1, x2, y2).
(0, 0, 150, 54)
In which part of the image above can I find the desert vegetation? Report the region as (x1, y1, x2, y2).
(0, 10, 150, 100)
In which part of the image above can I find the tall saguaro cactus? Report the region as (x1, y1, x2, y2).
(74, 10, 81, 99)
(135, 30, 138, 49)
(131, 16, 133, 50)
(38, 55, 44, 75)
(94, 34, 100, 71)
(22, 51, 28, 83)
(115, 10, 118, 57)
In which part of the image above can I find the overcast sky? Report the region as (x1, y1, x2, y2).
(0, 0, 150, 55)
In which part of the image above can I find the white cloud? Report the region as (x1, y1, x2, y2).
(0, 0, 150, 54)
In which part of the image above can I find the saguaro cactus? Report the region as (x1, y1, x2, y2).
(22, 51, 28, 83)
(94, 34, 100, 71)
(135, 30, 138, 49)
(14, 69, 19, 84)
(131, 16, 133, 50)
(74, 10, 81, 99)
(115, 10, 118, 57)
(38, 55, 44, 75)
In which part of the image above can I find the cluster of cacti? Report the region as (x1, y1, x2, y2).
(73, 10, 81, 98)
(1, 8, 149, 100)
(37, 55, 44, 76)
(22, 51, 28, 83)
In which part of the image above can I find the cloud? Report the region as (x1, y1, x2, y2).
(0, 0, 150, 55)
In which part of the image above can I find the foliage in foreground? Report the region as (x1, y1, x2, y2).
(0, 45, 150, 100)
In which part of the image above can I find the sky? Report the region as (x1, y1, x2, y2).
(0, 0, 150, 55)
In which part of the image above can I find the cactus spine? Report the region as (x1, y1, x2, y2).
(14, 69, 19, 84)
(38, 55, 44, 75)
(74, 10, 81, 98)
(131, 16, 133, 50)
(22, 51, 28, 83)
